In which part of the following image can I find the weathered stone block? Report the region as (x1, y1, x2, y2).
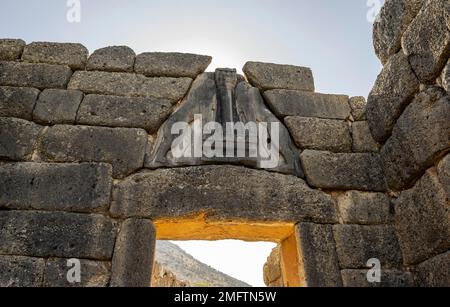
(333, 225, 403, 269)
(413, 252, 450, 287)
(0, 163, 112, 213)
(68, 71, 192, 102)
(110, 219, 156, 287)
(337, 191, 391, 225)
(285, 117, 352, 152)
(0, 39, 26, 61)
(33, 89, 83, 124)
(442, 59, 450, 92)
(87, 46, 135, 72)
(0, 62, 72, 90)
(44, 258, 111, 287)
(39, 125, 147, 178)
(300, 150, 387, 191)
(243, 62, 314, 91)
(22, 42, 88, 70)
(135, 52, 212, 78)
(0, 256, 45, 287)
(341, 269, 413, 287)
(349, 96, 367, 121)
(394, 169, 450, 265)
(76, 94, 173, 133)
(0, 117, 42, 161)
(366, 52, 420, 142)
(437, 154, 450, 196)
(0, 86, 39, 119)
(381, 87, 449, 190)
(295, 223, 342, 287)
(373, 0, 424, 64)
(111, 166, 337, 224)
(0, 211, 117, 259)
(352, 121, 380, 153)
(402, 0, 450, 82)
(264, 90, 351, 119)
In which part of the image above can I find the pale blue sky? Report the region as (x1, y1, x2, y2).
(0, 0, 383, 286)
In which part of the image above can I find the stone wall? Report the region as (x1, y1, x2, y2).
(0, 0, 449, 288)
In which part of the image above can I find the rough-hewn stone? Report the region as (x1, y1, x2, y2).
(22, 42, 88, 70)
(341, 269, 413, 287)
(0, 211, 117, 260)
(264, 90, 351, 119)
(0, 163, 112, 213)
(437, 154, 450, 196)
(285, 117, 352, 152)
(110, 219, 156, 287)
(243, 62, 314, 91)
(349, 96, 367, 121)
(373, 0, 424, 64)
(111, 165, 337, 224)
(442, 59, 450, 92)
(135, 52, 212, 78)
(0, 62, 72, 90)
(333, 225, 403, 269)
(337, 191, 391, 225)
(0, 39, 26, 61)
(412, 252, 450, 287)
(87, 46, 135, 72)
(76, 94, 173, 133)
(44, 258, 110, 287)
(402, 0, 450, 82)
(0, 86, 39, 120)
(366, 52, 420, 142)
(39, 125, 147, 178)
(0, 117, 42, 161)
(0, 256, 45, 287)
(295, 223, 342, 287)
(352, 121, 380, 153)
(300, 150, 387, 191)
(33, 89, 83, 124)
(394, 169, 450, 265)
(68, 71, 192, 102)
(263, 246, 284, 287)
(381, 87, 449, 190)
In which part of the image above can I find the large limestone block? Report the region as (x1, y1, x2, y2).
(22, 42, 88, 70)
(243, 62, 314, 91)
(412, 252, 450, 287)
(111, 165, 337, 224)
(0, 256, 45, 287)
(0, 86, 39, 120)
(352, 121, 380, 153)
(0, 39, 26, 61)
(442, 59, 450, 92)
(33, 89, 84, 125)
(87, 46, 136, 72)
(0, 117, 42, 161)
(337, 191, 391, 225)
(437, 154, 450, 196)
(135, 52, 212, 78)
(0, 163, 112, 213)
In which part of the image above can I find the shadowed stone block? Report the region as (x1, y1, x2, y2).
(295, 223, 342, 287)
(243, 62, 314, 91)
(0, 163, 112, 213)
(33, 89, 83, 125)
(0, 62, 72, 90)
(412, 252, 450, 287)
(0, 211, 117, 260)
(352, 121, 380, 153)
(87, 46, 136, 72)
(337, 191, 391, 225)
(402, 0, 450, 82)
(0, 39, 26, 61)
(0, 86, 39, 120)
(341, 269, 413, 287)
(0, 256, 45, 287)
(285, 117, 352, 152)
(264, 90, 350, 119)
(44, 259, 111, 287)
(333, 225, 403, 269)
(135, 52, 212, 78)
(22, 42, 88, 70)
(366, 52, 420, 143)
(394, 169, 450, 265)
(110, 219, 156, 287)
(68, 71, 192, 102)
(111, 165, 337, 224)
(349, 96, 367, 121)
(300, 150, 387, 191)
(39, 125, 147, 178)
(0, 117, 42, 161)
(77, 94, 173, 133)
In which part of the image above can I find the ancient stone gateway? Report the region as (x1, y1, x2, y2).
(0, 0, 449, 287)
